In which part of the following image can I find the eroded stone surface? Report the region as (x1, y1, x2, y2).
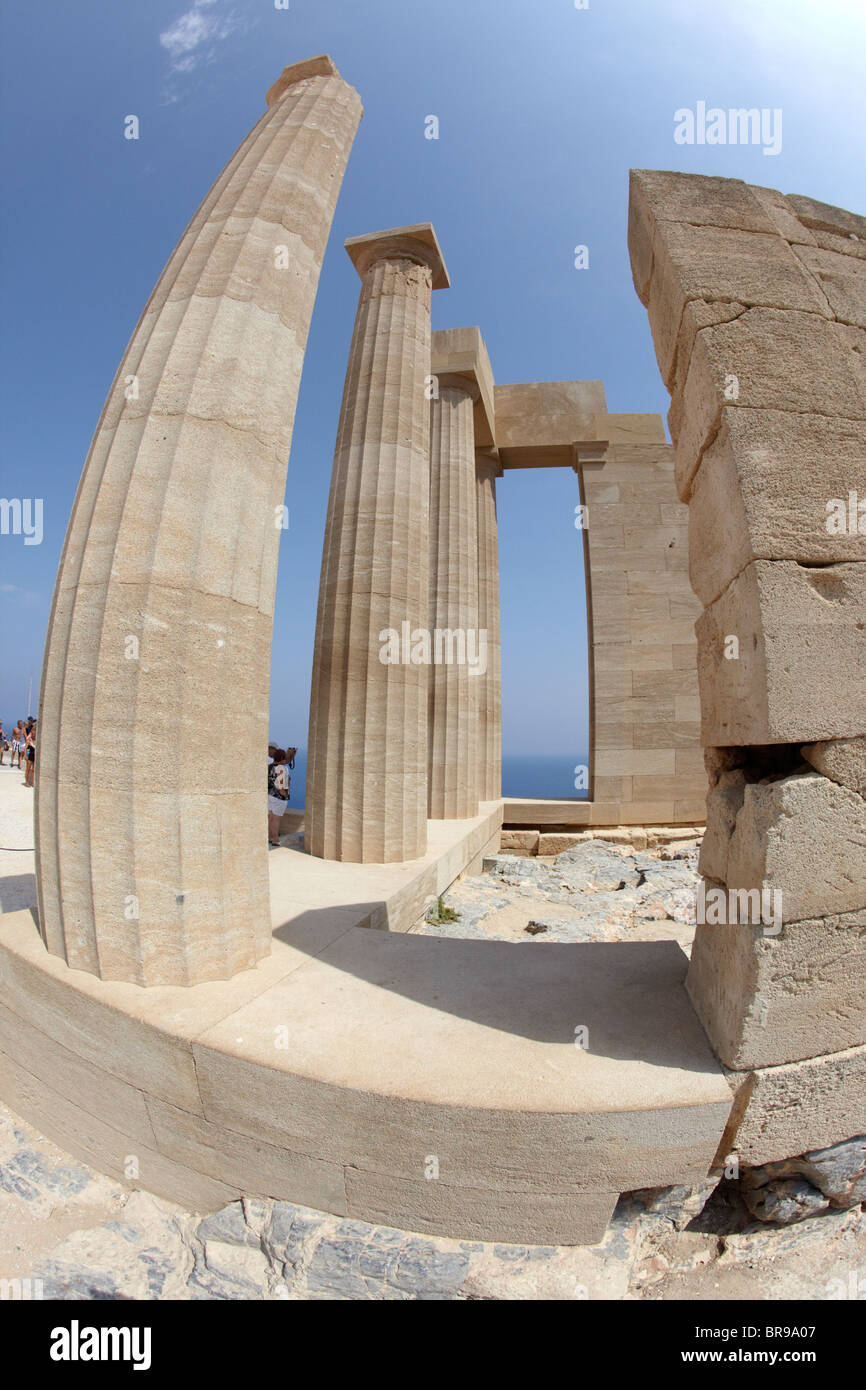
(802, 737, 866, 795)
(687, 908, 866, 1070)
(725, 772, 866, 923)
(696, 560, 866, 746)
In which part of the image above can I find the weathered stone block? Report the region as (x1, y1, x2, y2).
(698, 769, 746, 882)
(675, 308, 866, 500)
(785, 193, 866, 243)
(500, 830, 540, 854)
(792, 242, 866, 329)
(749, 185, 816, 247)
(595, 748, 676, 776)
(724, 1043, 866, 1165)
(811, 226, 866, 262)
(344, 1168, 618, 1247)
(646, 825, 703, 846)
(687, 908, 866, 1070)
(696, 559, 866, 744)
(687, 407, 866, 606)
(670, 299, 747, 404)
(146, 1097, 348, 1215)
(649, 221, 829, 389)
(726, 771, 866, 922)
(801, 736, 866, 793)
(629, 172, 778, 306)
(537, 832, 593, 856)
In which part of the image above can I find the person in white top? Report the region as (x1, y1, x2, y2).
(267, 748, 290, 847)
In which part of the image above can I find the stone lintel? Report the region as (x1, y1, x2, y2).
(345, 223, 450, 290)
(597, 412, 668, 445)
(494, 380, 607, 452)
(498, 444, 578, 470)
(265, 55, 342, 106)
(431, 327, 496, 446)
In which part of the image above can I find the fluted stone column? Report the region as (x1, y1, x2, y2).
(35, 56, 362, 985)
(475, 452, 503, 801)
(306, 225, 449, 862)
(428, 378, 480, 818)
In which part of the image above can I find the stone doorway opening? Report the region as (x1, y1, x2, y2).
(497, 464, 590, 803)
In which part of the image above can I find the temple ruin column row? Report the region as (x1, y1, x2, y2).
(305, 261, 504, 861)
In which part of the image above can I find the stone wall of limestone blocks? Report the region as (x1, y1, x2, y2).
(628, 169, 866, 1157)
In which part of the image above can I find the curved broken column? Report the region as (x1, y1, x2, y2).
(629, 170, 866, 1162)
(427, 374, 482, 818)
(35, 56, 362, 986)
(475, 452, 503, 801)
(305, 225, 449, 862)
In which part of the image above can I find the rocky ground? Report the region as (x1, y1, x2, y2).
(1, 814, 864, 1300)
(416, 837, 699, 953)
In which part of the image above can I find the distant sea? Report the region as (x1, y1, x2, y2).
(278, 750, 589, 804)
(501, 753, 590, 800)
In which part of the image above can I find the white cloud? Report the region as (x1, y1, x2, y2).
(159, 0, 239, 76)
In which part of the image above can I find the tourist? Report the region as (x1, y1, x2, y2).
(24, 721, 36, 787)
(286, 746, 297, 772)
(267, 748, 289, 847)
(0, 721, 6, 765)
(9, 721, 23, 769)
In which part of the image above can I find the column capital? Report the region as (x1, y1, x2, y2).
(571, 440, 609, 472)
(266, 55, 342, 106)
(432, 326, 496, 446)
(475, 448, 504, 479)
(346, 223, 450, 289)
(437, 373, 481, 402)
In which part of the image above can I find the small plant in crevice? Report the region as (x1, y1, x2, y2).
(426, 895, 461, 925)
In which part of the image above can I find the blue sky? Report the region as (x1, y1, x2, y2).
(1, 0, 863, 775)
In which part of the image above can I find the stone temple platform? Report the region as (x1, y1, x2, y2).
(0, 796, 734, 1246)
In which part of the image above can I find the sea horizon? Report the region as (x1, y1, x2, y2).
(278, 749, 591, 804)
